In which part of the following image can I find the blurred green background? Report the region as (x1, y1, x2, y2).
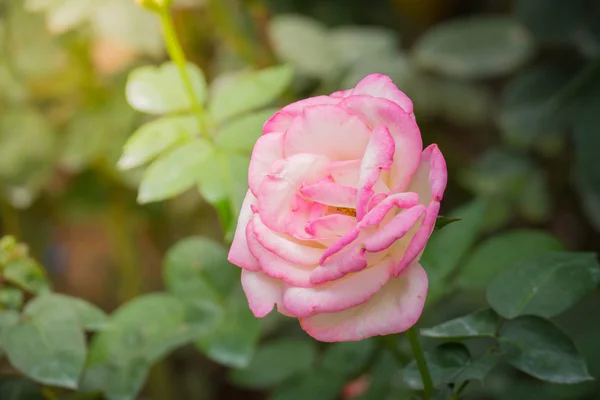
(1, 0, 600, 399)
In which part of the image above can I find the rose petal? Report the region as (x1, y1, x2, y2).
(300, 181, 358, 208)
(341, 96, 422, 191)
(248, 132, 284, 196)
(356, 125, 395, 221)
(352, 74, 414, 114)
(284, 257, 395, 317)
(363, 204, 426, 253)
(305, 214, 356, 238)
(284, 105, 371, 161)
(241, 270, 285, 318)
(299, 262, 428, 342)
(228, 190, 260, 271)
(258, 153, 330, 232)
(264, 96, 342, 135)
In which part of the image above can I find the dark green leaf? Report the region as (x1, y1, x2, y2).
(2, 297, 86, 389)
(321, 339, 375, 378)
(500, 316, 593, 383)
(412, 16, 534, 79)
(458, 230, 564, 290)
(0, 378, 44, 400)
(434, 217, 462, 231)
(487, 252, 600, 319)
(210, 65, 293, 122)
(118, 116, 199, 170)
(516, 0, 587, 41)
(125, 62, 206, 115)
(138, 139, 211, 204)
(269, 371, 345, 400)
(421, 309, 500, 340)
(230, 339, 317, 389)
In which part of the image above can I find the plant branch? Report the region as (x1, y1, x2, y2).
(406, 326, 434, 400)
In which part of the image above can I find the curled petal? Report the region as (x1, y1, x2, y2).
(306, 214, 356, 238)
(341, 96, 422, 191)
(248, 132, 284, 196)
(284, 258, 395, 317)
(284, 105, 371, 161)
(258, 153, 330, 232)
(228, 190, 260, 271)
(352, 74, 414, 115)
(356, 125, 395, 220)
(300, 181, 358, 208)
(363, 205, 426, 253)
(328, 160, 361, 186)
(299, 262, 428, 342)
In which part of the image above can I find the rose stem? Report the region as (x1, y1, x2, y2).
(406, 326, 434, 399)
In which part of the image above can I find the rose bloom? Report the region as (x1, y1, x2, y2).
(228, 74, 447, 342)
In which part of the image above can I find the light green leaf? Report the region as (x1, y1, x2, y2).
(341, 53, 412, 90)
(0, 287, 24, 310)
(44, 0, 98, 34)
(0, 310, 20, 343)
(82, 293, 214, 400)
(2, 297, 86, 389)
(500, 316, 593, 383)
(138, 139, 211, 203)
(214, 108, 278, 153)
(487, 252, 600, 319)
(3, 259, 50, 295)
(164, 237, 260, 368)
(195, 148, 228, 204)
(412, 16, 534, 79)
(230, 339, 317, 389)
(118, 116, 199, 170)
(126, 62, 206, 115)
(269, 15, 339, 78)
(421, 309, 500, 340)
(329, 26, 398, 66)
(210, 65, 293, 122)
(28, 293, 107, 331)
(458, 230, 564, 290)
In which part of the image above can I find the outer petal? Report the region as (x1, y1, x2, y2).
(258, 153, 330, 232)
(263, 96, 342, 135)
(394, 144, 447, 275)
(228, 190, 260, 271)
(352, 74, 414, 115)
(284, 257, 395, 317)
(341, 96, 422, 191)
(284, 105, 371, 161)
(248, 132, 284, 196)
(299, 262, 428, 342)
(241, 270, 285, 318)
(356, 125, 395, 220)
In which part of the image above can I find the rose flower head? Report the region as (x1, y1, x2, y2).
(228, 74, 447, 342)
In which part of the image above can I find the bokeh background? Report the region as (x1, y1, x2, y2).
(1, 0, 600, 399)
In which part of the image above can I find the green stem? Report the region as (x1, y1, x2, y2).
(406, 326, 434, 400)
(158, 9, 210, 138)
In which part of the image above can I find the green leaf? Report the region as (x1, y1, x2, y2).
(487, 252, 600, 319)
(28, 293, 107, 331)
(214, 108, 278, 153)
(458, 230, 564, 290)
(81, 293, 213, 400)
(329, 26, 398, 66)
(2, 297, 86, 389)
(230, 339, 317, 389)
(412, 16, 534, 79)
(118, 116, 199, 170)
(421, 309, 500, 340)
(0, 287, 23, 310)
(164, 237, 260, 368)
(0, 378, 44, 400)
(125, 62, 206, 115)
(269, 15, 338, 78)
(138, 139, 211, 203)
(500, 316, 593, 383)
(0, 310, 19, 341)
(516, 0, 587, 41)
(321, 339, 375, 378)
(3, 259, 50, 295)
(434, 216, 462, 231)
(269, 372, 345, 400)
(403, 343, 501, 390)
(209, 65, 293, 122)
(421, 200, 487, 289)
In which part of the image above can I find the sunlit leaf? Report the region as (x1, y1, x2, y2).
(214, 108, 277, 153)
(329, 26, 398, 66)
(126, 62, 207, 115)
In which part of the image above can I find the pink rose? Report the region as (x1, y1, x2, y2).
(228, 74, 447, 342)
